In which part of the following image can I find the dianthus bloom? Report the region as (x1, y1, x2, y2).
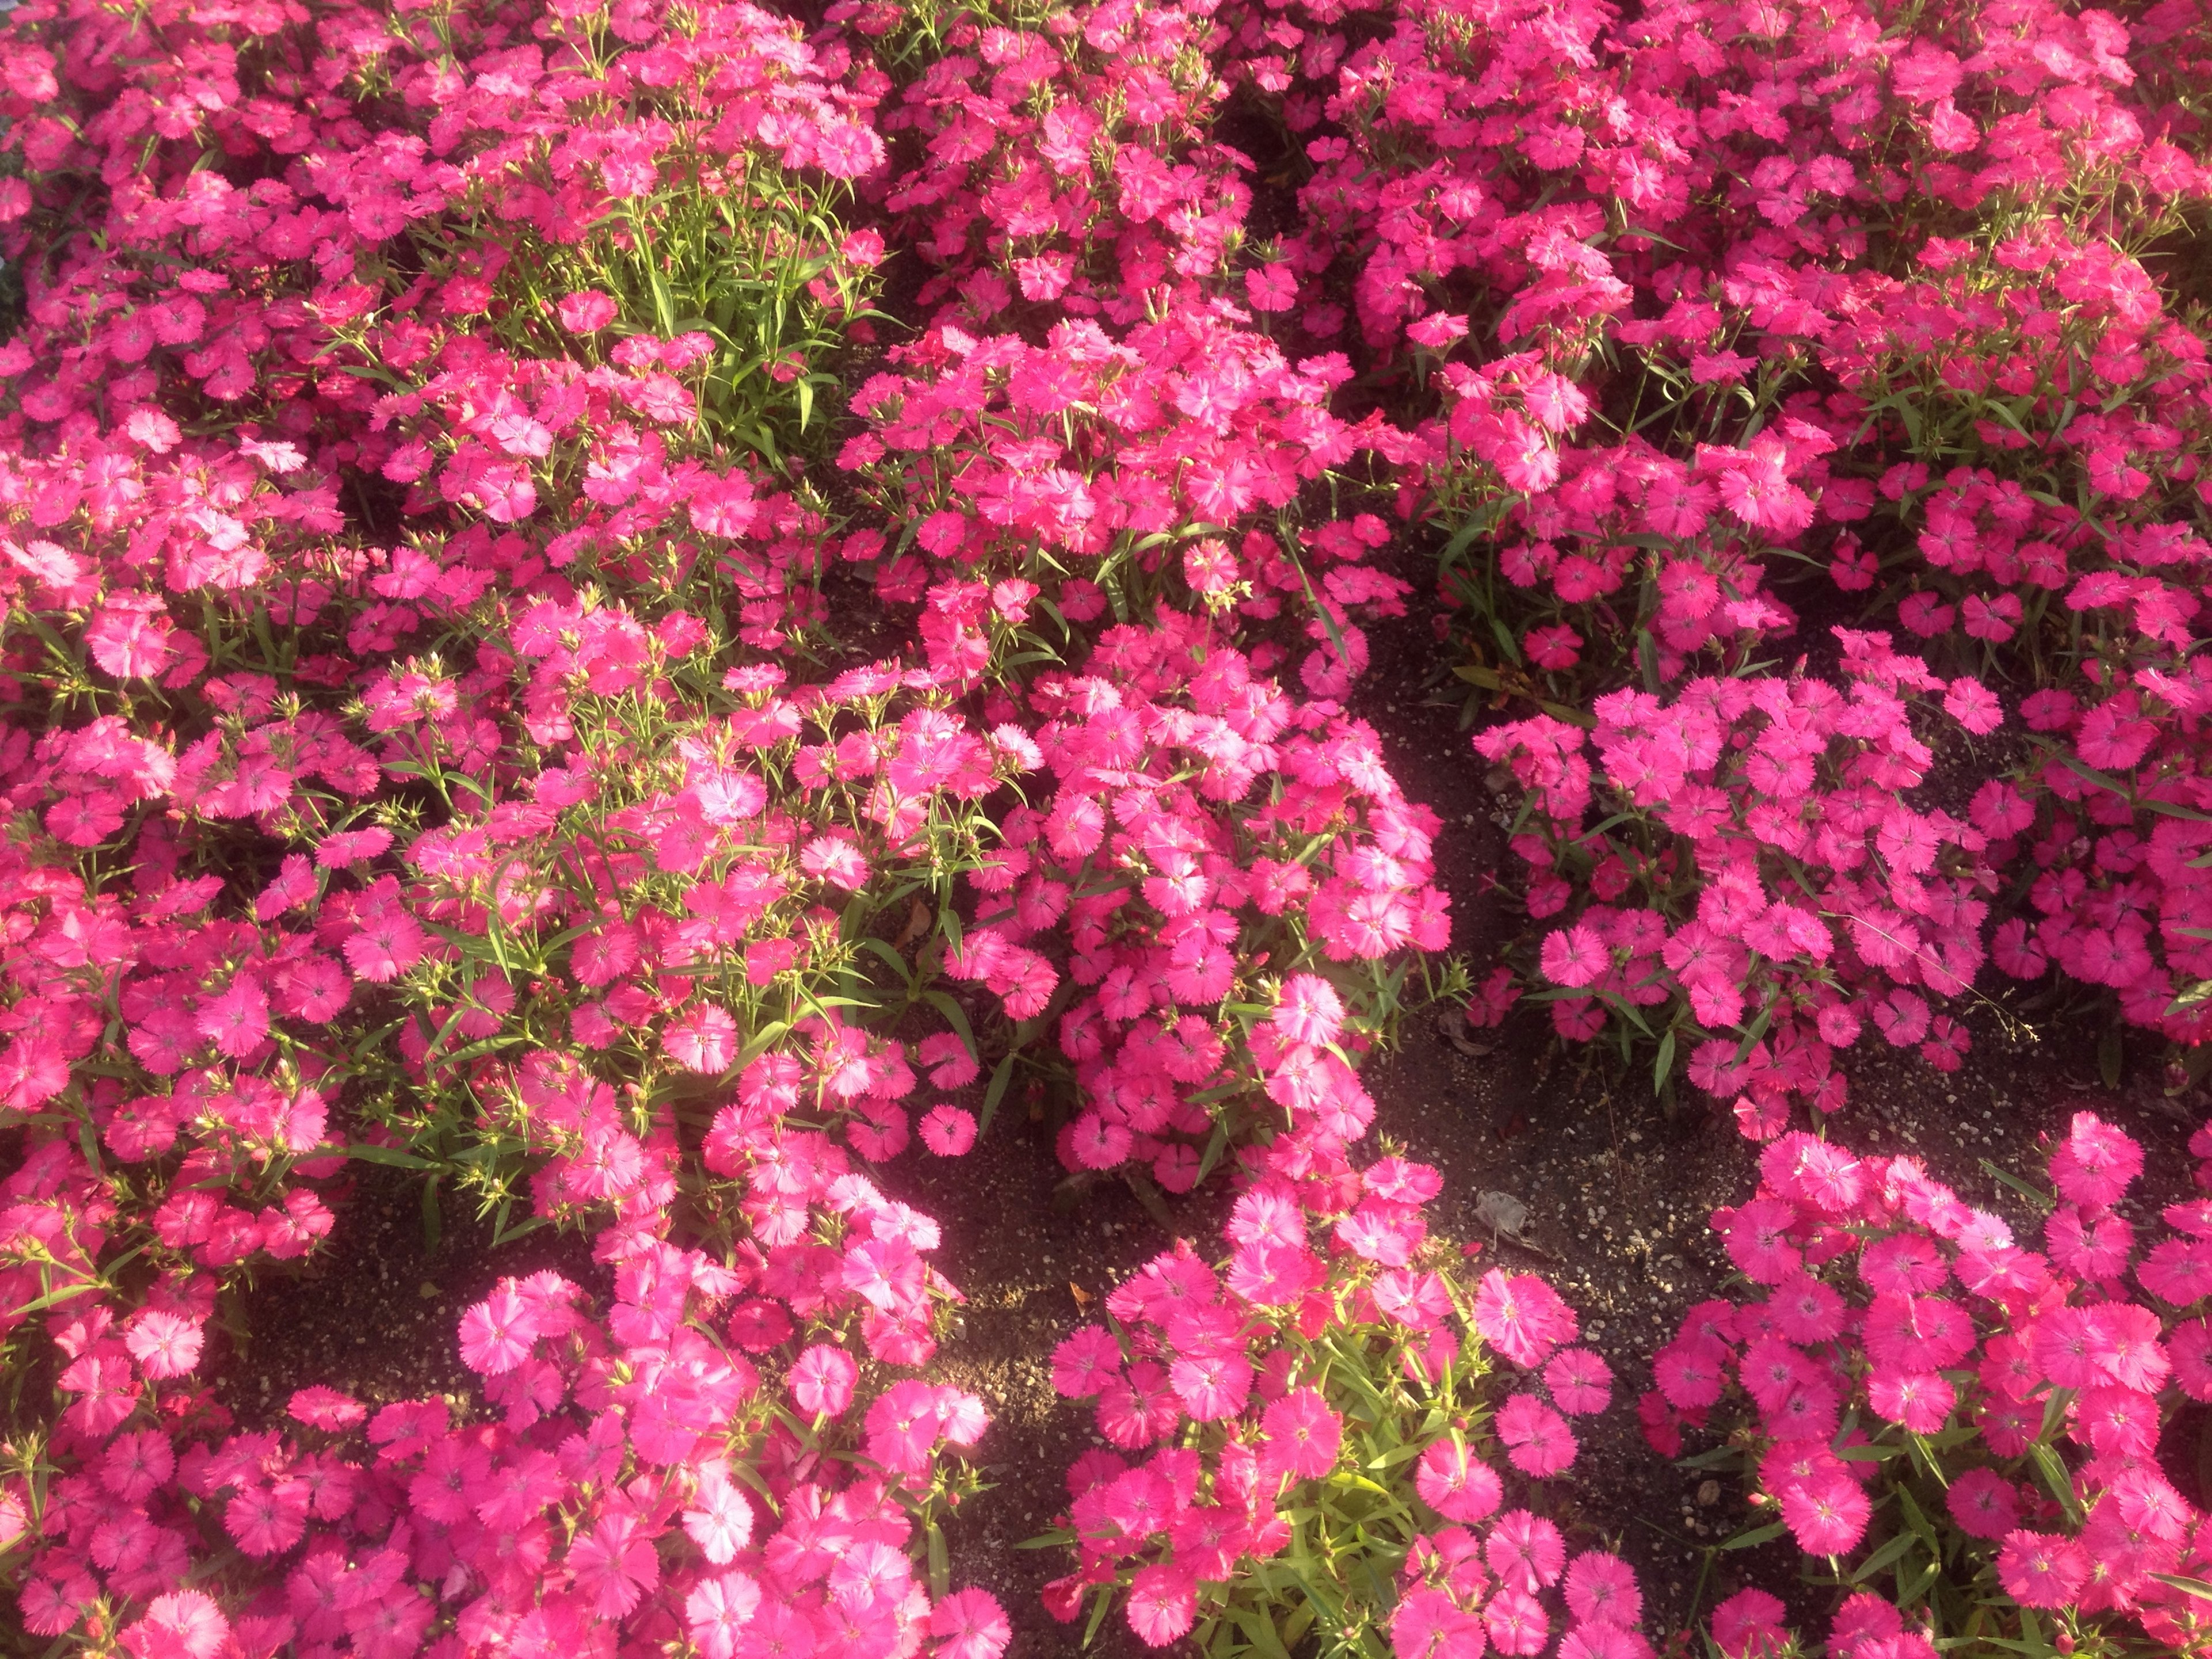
(1261, 1387, 1342, 1478)
(120, 1592, 229, 1659)
(1472, 1271, 1576, 1368)
(1416, 1436, 1503, 1522)
(920, 1105, 979, 1156)
(1496, 1393, 1576, 1477)
(789, 1343, 859, 1416)
(124, 1310, 204, 1380)
(1564, 1552, 1642, 1627)
(1272, 974, 1346, 1047)
(1778, 1474, 1870, 1555)
(1543, 1347, 1613, 1415)
(1996, 1529, 2092, 1607)
(931, 1589, 1012, 1659)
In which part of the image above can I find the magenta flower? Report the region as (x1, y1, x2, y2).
(920, 1105, 979, 1156)
(1778, 1473, 1870, 1555)
(1260, 1387, 1342, 1479)
(684, 1574, 763, 1659)
(1126, 1561, 1198, 1647)
(1543, 1346, 1613, 1415)
(661, 1003, 737, 1073)
(1996, 1529, 2092, 1608)
(1393, 1587, 1486, 1659)
(1473, 1270, 1578, 1368)
(931, 1588, 1012, 1659)
(1415, 1436, 1503, 1523)
(1497, 1393, 1577, 1477)
(120, 1592, 229, 1659)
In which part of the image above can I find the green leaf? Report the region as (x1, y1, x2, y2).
(2029, 1442, 2084, 1527)
(978, 1051, 1017, 1135)
(344, 1142, 440, 1170)
(1195, 1119, 1232, 1186)
(1849, 1529, 1919, 1583)
(1653, 1025, 1677, 1094)
(1978, 1158, 2054, 1214)
(1719, 1520, 1786, 1550)
(926, 1522, 950, 1601)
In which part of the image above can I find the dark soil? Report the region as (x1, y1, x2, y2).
(210, 1166, 604, 1433)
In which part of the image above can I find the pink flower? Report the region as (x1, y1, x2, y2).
(1393, 1586, 1487, 1659)
(1247, 264, 1298, 312)
(1260, 1387, 1342, 1479)
(1126, 1562, 1198, 1647)
(1487, 1510, 1565, 1590)
(1497, 1392, 1576, 1476)
(1538, 923, 1607, 988)
(125, 1310, 204, 1380)
(225, 1484, 308, 1555)
(1710, 1589, 1789, 1658)
(829, 1537, 911, 1612)
(1472, 1271, 1577, 1368)
(1866, 1370, 1954, 1433)
(568, 1512, 659, 1619)
(1052, 1327, 1124, 1399)
(1778, 1473, 1870, 1555)
(1169, 1354, 1252, 1421)
(1485, 1586, 1551, 1656)
(1067, 1112, 1132, 1171)
(1543, 1347, 1613, 1415)
(790, 1343, 861, 1416)
(685, 1573, 763, 1659)
(1272, 974, 1345, 1047)
(1415, 1436, 1502, 1522)
(1946, 1468, 2020, 1541)
(801, 832, 870, 889)
(2048, 1111, 2143, 1208)
(458, 1284, 540, 1375)
(931, 1588, 1012, 1659)
(558, 289, 619, 332)
(100, 1430, 175, 1505)
(1996, 1529, 2092, 1608)
(920, 1105, 978, 1156)
(121, 1592, 229, 1659)
(662, 1003, 737, 1073)
(1564, 1551, 1643, 1627)
(683, 1460, 755, 1563)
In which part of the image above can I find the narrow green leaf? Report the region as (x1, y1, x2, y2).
(1720, 1520, 1786, 1550)
(978, 1051, 1017, 1136)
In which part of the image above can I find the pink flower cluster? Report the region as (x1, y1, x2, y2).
(1042, 1143, 1639, 1656)
(1652, 1113, 2212, 1652)
(11, 1128, 1006, 1659)
(979, 619, 1448, 1185)
(1478, 628, 2005, 1136)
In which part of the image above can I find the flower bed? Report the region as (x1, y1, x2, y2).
(4, 0, 2212, 1651)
